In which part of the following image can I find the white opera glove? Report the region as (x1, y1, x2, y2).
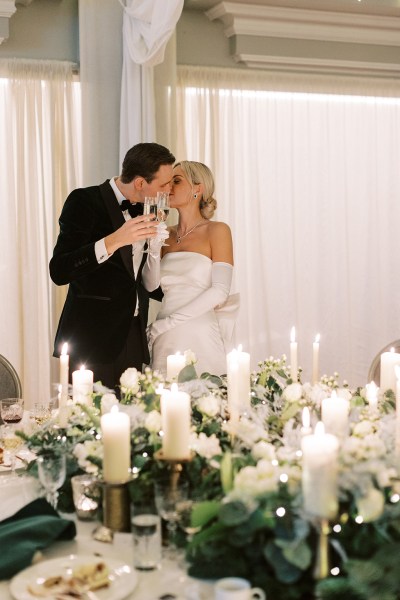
(148, 222, 169, 258)
(147, 262, 233, 345)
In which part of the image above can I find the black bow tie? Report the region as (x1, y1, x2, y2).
(120, 199, 143, 218)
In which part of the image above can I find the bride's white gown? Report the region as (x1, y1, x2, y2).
(151, 252, 238, 376)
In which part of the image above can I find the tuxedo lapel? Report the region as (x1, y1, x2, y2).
(99, 180, 135, 280)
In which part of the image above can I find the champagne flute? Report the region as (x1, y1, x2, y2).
(142, 196, 158, 254)
(37, 453, 66, 509)
(156, 191, 170, 247)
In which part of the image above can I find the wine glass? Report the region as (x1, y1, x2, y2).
(154, 477, 189, 556)
(176, 497, 202, 542)
(37, 453, 66, 509)
(0, 424, 23, 476)
(156, 191, 170, 247)
(0, 398, 24, 426)
(142, 196, 158, 254)
(31, 402, 52, 428)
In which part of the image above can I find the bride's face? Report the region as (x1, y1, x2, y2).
(169, 166, 193, 208)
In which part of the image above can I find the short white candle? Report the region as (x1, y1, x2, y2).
(59, 342, 69, 407)
(312, 334, 320, 385)
(161, 384, 191, 459)
(167, 352, 186, 380)
(226, 345, 251, 413)
(380, 348, 400, 393)
(365, 381, 379, 413)
(395, 366, 400, 457)
(301, 421, 339, 519)
(301, 407, 312, 437)
(321, 390, 349, 439)
(101, 405, 131, 483)
(72, 366, 93, 405)
(290, 326, 298, 382)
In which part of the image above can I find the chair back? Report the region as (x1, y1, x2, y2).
(0, 354, 22, 400)
(367, 340, 400, 385)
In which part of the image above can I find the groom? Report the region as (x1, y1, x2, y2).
(50, 142, 175, 389)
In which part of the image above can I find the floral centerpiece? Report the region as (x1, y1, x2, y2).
(18, 355, 400, 599)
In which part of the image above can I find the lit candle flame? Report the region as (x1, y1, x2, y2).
(314, 333, 320, 344)
(302, 407, 310, 429)
(61, 342, 68, 355)
(290, 327, 296, 343)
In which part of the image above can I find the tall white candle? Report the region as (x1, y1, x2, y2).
(365, 381, 379, 413)
(72, 366, 93, 405)
(395, 366, 400, 457)
(321, 390, 349, 439)
(167, 352, 186, 380)
(312, 334, 320, 385)
(101, 405, 131, 483)
(301, 421, 339, 519)
(59, 343, 69, 407)
(380, 348, 400, 392)
(290, 326, 298, 382)
(161, 384, 191, 459)
(226, 345, 251, 413)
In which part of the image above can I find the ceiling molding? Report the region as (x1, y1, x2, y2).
(235, 53, 400, 78)
(0, 0, 34, 45)
(206, 2, 400, 46)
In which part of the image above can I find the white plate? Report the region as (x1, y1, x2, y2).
(9, 554, 138, 600)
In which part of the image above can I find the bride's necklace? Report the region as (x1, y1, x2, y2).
(176, 219, 204, 244)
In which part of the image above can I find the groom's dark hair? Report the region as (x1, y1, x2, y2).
(121, 142, 175, 184)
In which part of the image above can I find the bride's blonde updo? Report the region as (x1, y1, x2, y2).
(175, 160, 217, 219)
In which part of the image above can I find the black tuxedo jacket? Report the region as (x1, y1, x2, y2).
(50, 180, 160, 365)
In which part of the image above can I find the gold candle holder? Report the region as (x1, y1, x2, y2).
(154, 448, 194, 490)
(92, 478, 132, 542)
(313, 518, 330, 580)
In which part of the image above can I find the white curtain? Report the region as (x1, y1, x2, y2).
(0, 59, 81, 407)
(177, 66, 400, 387)
(119, 0, 183, 161)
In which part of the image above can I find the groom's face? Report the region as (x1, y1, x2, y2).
(137, 164, 173, 201)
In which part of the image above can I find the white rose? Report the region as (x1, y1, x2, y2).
(100, 393, 118, 414)
(282, 383, 303, 403)
(252, 441, 276, 461)
(356, 487, 385, 522)
(376, 467, 397, 488)
(120, 367, 140, 394)
(145, 410, 162, 433)
(184, 349, 197, 365)
(234, 461, 278, 496)
(190, 432, 221, 458)
(197, 394, 220, 417)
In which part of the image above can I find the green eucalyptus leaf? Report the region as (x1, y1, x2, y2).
(280, 539, 312, 570)
(219, 501, 250, 527)
(191, 500, 220, 528)
(263, 541, 302, 584)
(281, 401, 301, 422)
(178, 364, 197, 382)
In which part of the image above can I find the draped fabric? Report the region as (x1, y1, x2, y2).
(176, 65, 400, 386)
(119, 0, 183, 161)
(0, 59, 81, 406)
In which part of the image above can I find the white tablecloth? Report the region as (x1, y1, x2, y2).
(0, 500, 214, 600)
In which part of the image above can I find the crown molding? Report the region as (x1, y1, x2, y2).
(0, 0, 16, 18)
(206, 2, 400, 47)
(235, 52, 400, 78)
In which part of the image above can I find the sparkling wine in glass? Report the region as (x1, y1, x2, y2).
(156, 192, 170, 247)
(142, 196, 157, 254)
(37, 453, 67, 509)
(0, 425, 23, 476)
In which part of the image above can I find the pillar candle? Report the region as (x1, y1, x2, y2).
(321, 390, 349, 439)
(312, 334, 320, 385)
(161, 384, 191, 459)
(301, 421, 339, 519)
(167, 352, 186, 380)
(395, 366, 400, 457)
(365, 381, 379, 412)
(380, 348, 400, 392)
(226, 345, 251, 413)
(72, 366, 93, 405)
(290, 326, 298, 382)
(101, 405, 131, 483)
(59, 342, 69, 407)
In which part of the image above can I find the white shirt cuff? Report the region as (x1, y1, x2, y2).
(95, 239, 111, 263)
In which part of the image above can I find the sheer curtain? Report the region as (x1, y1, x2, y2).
(177, 66, 400, 386)
(0, 59, 81, 407)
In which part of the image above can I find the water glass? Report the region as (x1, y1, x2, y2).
(131, 506, 162, 570)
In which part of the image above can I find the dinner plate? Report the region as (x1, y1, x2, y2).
(9, 554, 138, 600)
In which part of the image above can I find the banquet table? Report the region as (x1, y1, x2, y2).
(0, 474, 214, 600)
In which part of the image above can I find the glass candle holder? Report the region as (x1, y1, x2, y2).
(71, 474, 100, 520)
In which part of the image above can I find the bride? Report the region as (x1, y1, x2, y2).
(142, 160, 237, 376)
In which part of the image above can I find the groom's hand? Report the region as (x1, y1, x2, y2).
(105, 215, 158, 255)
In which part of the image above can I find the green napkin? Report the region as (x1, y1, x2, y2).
(0, 498, 76, 580)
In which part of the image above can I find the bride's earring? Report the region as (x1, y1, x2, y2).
(193, 193, 198, 199)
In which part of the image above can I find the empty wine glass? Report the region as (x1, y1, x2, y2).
(176, 497, 202, 542)
(142, 196, 158, 254)
(154, 477, 189, 556)
(1, 398, 24, 426)
(156, 191, 170, 247)
(37, 453, 66, 509)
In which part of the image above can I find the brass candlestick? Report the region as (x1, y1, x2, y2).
(154, 448, 193, 490)
(313, 518, 330, 580)
(92, 477, 132, 543)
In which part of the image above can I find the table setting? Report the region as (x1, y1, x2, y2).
(2, 335, 400, 599)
